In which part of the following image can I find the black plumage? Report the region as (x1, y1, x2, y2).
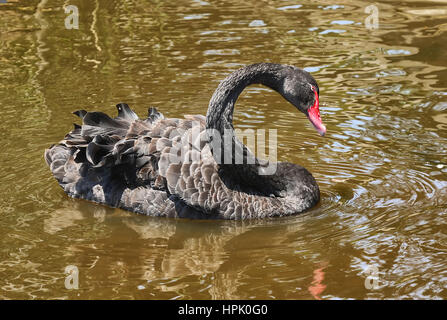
(45, 63, 324, 219)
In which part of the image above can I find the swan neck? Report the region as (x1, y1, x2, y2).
(206, 63, 283, 133)
(205, 64, 285, 191)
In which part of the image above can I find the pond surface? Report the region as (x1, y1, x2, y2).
(1, 0, 447, 299)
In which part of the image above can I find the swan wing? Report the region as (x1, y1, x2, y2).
(45, 104, 225, 217)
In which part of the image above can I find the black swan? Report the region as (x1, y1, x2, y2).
(45, 63, 326, 219)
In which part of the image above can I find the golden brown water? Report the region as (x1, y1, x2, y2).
(1, 0, 447, 299)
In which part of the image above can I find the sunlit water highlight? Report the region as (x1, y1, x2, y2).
(0, 0, 446, 299)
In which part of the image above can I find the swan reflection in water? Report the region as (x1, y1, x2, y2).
(43, 199, 329, 299)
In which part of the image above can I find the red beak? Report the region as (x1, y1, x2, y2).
(307, 87, 326, 136)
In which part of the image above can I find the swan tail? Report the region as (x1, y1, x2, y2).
(147, 107, 164, 122)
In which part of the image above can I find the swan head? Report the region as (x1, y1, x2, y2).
(280, 66, 326, 136)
